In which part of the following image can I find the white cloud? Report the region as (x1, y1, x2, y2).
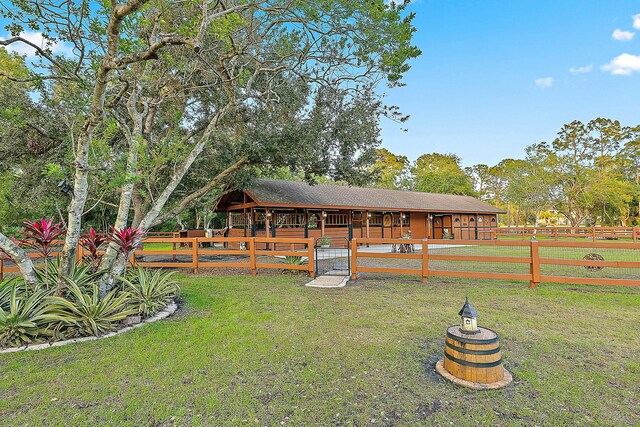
(569, 64, 593, 74)
(612, 29, 635, 41)
(601, 53, 640, 75)
(633, 13, 640, 30)
(534, 77, 554, 88)
(0, 31, 72, 59)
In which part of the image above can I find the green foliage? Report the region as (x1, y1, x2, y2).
(412, 153, 475, 195)
(34, 257, 100, 292)
(48, 282, 136, 337)
(0, 282, 62, 347)
(284, 256, 304, 265)
(371, 148, 411, 189)
(317, 236, 332, 246)
(119, 267, 179, 317)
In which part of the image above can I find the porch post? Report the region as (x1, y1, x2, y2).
(265, 208, 271, 237)
(366, 211, 370, 238)
(250, 208, 256, 237)
(400, 212, 404, 237)
(321, 209, 326, 236)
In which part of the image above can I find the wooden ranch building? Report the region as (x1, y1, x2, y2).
(217, 179, 504, 242)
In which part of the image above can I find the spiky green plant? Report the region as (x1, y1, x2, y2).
(48, 282, 136, 337)
(34, 257, 100, 292)
(0, 278, 25, 312)
(0, 284, 63, 348)
(119, 267, 179, 317)
(284, 256, 304, 265)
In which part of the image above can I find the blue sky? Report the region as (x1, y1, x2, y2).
(381, 0, 640, 167)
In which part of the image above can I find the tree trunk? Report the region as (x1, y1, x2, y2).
(100, 89, 147, 279)
(146, 156, 248, 229)
(0, 233, 38, 287)
(58, 0, 153, 292)
(134, 98, 237, 231)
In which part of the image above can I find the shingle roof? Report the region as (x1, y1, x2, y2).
(244, 179, 504, 214)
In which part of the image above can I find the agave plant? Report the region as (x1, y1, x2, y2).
(0, 278, 26, 312)
(80, 228, 106, 267)
(0, 283, 63, 348)
(22, 218, 65, 258)
(34, 257, 99, 293)
(109, 227, 146, 259)
(48, 281, 136, 337)
(119, 267, 179, 317)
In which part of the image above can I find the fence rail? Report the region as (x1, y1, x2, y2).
(497, 226, 639, 242)
(3, 237, 639, 288)
(0, 237, 315, 280)
(351, 238, 640, 288)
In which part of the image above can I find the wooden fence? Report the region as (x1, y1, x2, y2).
(497, 226, 639, 242)
(351, 238, 640, 288)
(0, 237, 315, 280)
(2, 237, 639, 288)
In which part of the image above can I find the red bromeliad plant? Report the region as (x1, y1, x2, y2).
(80, 228, 106, 266)
(22, 218, 65, 258)
(108, 227, 146, 259)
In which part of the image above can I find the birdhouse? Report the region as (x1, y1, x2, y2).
(435, 297, 512, 389)
(458, 297, 478, 334)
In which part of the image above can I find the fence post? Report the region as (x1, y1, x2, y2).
(529, 239, 540, 288)
(307, 237, 315, 278)
(250, 238, 257, 276)
(192, 238, 199, 274)
(421, 239, 429, 283)
(634, 227, 637, 243)
(350, 238, 358, 281)
(592, 227, 596, 242)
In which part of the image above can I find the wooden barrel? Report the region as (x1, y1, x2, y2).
(443, 325, 504, 384)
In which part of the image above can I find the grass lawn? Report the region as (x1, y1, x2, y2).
(1, 274, 639, 426)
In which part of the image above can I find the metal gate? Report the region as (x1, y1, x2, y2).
(314, 237, 351, 276)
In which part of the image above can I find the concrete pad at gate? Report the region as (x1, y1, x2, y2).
(305, 275, 349, 288)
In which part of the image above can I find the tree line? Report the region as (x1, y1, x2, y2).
(371, 118, 640, 227)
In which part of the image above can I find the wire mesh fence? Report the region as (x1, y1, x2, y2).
(352, 239, 640, 287)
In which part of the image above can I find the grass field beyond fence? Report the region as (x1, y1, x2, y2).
(1, 275, 639, 426)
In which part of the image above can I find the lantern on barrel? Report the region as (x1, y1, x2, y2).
(435, 298, 512, 389)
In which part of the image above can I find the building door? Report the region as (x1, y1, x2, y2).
(433, 215, 452, 239)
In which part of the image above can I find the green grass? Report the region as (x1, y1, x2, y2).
(1, 275, 639, 426)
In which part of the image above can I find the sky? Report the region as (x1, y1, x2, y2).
(380, 0, 640, 167)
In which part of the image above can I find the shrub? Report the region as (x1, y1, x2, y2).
(119, 267, 179, 317)
(317, 236, 331, 247)
(0, 283, 62, 347)
(34, 257, 99, 293)
(108, 227, 145, 259)
(48, 282, 136, 337)
(80, 228, 106, 266)
(284, 256, 304, 265)
(22, 218, 65, 258)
